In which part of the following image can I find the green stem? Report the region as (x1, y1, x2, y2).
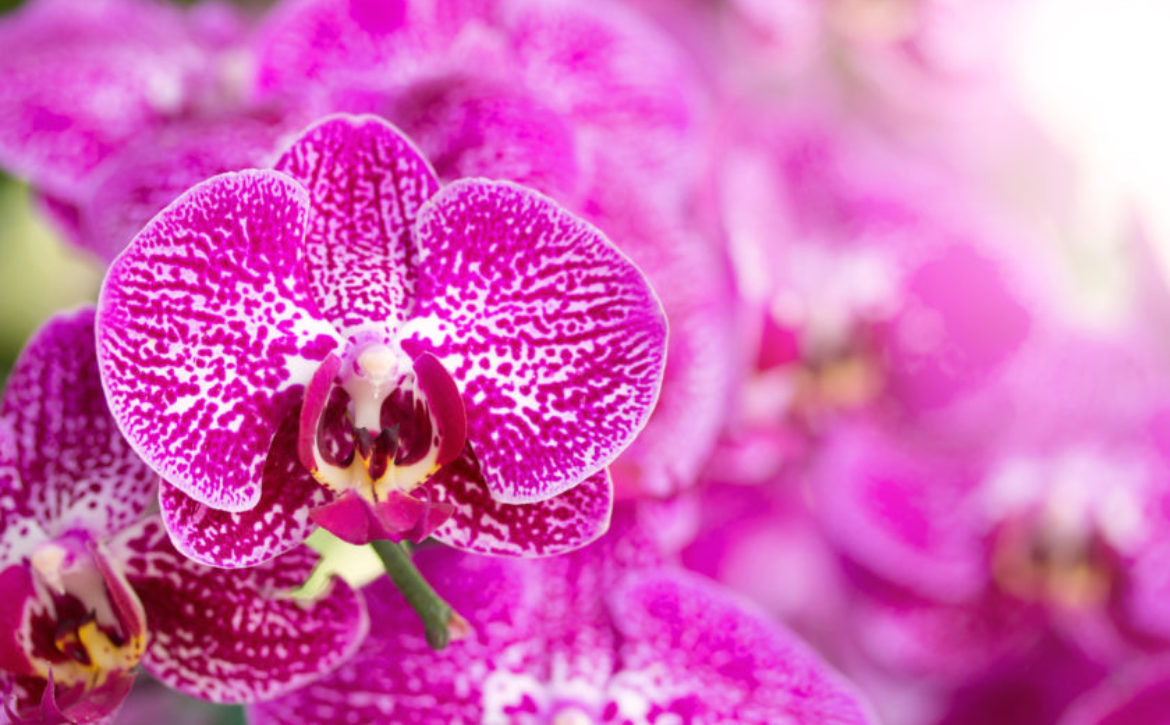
(370, 540, 458, 650)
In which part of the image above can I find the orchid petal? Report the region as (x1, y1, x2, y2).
(388, 73, 583, 203)
(1061, 657, 1170, 725)
(112, 517, 368, 703)
(883, 244, 1032, 414)
(505, 0, 702, 195)
(0, 308, 155, 549)
(430, 449, 612, 557)
(585, 170, 739, 495)
(159, 410, 329, 568)
(249, 550, 536, 725)
(96, 170, 344, 511)
(403, 179, 667, 503)
(606, 570, 877, 725)
(251, 542, 877, 724)
(252, 0, 493, 99)
(812, 423, 988, 602)
(78, 110, 298, 263)
(274, 114, 440, 339)
(0, 0, 204, 197)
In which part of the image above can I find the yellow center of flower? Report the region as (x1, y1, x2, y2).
(21, 540, 147, 690)
(306, 345, 443, 503)
(991, 520, 1114, 610)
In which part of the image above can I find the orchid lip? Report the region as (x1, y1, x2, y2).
(5, 532, 147, 692)
(299, 343, 467, 506)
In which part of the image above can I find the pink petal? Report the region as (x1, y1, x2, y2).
(430, 448, 613, 557)
(812, 422, 988, 602)
(0, 0, 206, 197)
(273, 114, 440, 339)
(158, 410, 330, 568)
(77, 109, 301, 263)
(112, 517, 368, 703)
(0, 308, 155, 549)
(607, 570, 877, 724)
(403, 179, 667, 503)
(96, 170, 344, 511)
(249, 550, 538, 725)
(1062, 657, 1170, 725)
(387, 73, 584, 203)
(506, 0, 703, 196)
(882, 243, 1032, 414)
(584, 167, 740, 496)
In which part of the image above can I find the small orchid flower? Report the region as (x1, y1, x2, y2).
(804, 330, 1170, 681)
(250, 516, 878, 725)
(0, 308, 367, 723)
(96, 113, 666, 566)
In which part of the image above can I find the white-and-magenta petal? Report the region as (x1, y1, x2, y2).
(250, 539, 877, 724)
(585, 170, 740, 496)
(249, 549, 537, 725)
(402, 179, 667, 503)
(606, 570, 877, 725)
(158, 410, 330, 568)
(96, 170, 344, 511)
(111, 517, 368, 703)
(0, 307, 156, 549)
(430, 449, 613, 557)
(273, 114, 440, 339)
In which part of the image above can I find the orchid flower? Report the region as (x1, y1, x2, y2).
(803, 330, 1170, 682)
(0, 308, 367, 723)
(96, 113, 666, 567)
(250, 514, 878, 725)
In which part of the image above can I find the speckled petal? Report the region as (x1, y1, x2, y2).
(111, 517, 367, 703)
(0, 308, 155, 551)
(585, 169, 739, 496)
(158, 411, 329, 568)
(606, 570, 877, 725)
(430, 449, 612, 557)
(273, 114, 439, 339)
(0, 423, 28, 562)
(0, 0, 203, 197)
(96, 170, 344, 512)
(402, 179, 667, 503)
(249, 549, 539, 725)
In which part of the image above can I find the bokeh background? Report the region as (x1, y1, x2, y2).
(5, 0, 1170, 723)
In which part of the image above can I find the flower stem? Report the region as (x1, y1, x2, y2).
(370, 540, 462, 650)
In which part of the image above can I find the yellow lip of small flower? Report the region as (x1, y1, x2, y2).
(991, 524, 1114, 610)
(22, 540, 149, 691)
